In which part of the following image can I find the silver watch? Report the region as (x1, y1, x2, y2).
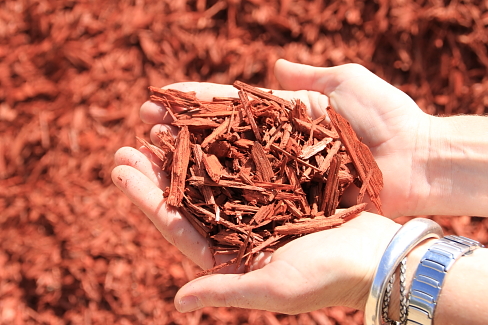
(407, 235, 484, 325)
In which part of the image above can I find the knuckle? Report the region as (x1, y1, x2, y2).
(342, 63, 369, 75)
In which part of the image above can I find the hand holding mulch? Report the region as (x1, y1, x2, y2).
(113, 61, 485, 315)
(140, 80, 383, 275)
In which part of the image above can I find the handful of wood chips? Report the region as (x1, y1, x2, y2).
(139, 81, 383, 274)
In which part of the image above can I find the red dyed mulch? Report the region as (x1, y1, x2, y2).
(1, 0, 487, 324)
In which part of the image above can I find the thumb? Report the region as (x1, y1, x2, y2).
(174, 263, 298, 313)
(274, 59, 343, 95)
(273, 59, 385, 136)
(274, 59, 396, 97)
(273, 59, 416, 111)
(273, 59, 422, 144)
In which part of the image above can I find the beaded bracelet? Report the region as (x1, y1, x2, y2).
(364, 218, 443, 325)
(382, 257, 407, 325)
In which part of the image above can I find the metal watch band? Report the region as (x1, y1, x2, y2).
(407, 235, 484, 325)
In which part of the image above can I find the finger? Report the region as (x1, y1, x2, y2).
(140, 81, 320, 124)
(274, 59, 420, 113)
(162, 81, 313, 105)
(273, 60, 375, 121)
(163, 82, 241, 101)
(275, 59, 423, 146)
(274, 59, 375, 96)
(111, 165, 214, 269)
(138, 146, 163, 169)
(175, 261, 304, 314)
(274, 59, 418, 112)
(149, 124, 179, 145)
(140, 101, 175, 125)
(114, 146, 166, 188)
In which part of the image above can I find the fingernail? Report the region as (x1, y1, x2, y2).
(177, 295, 202, 312)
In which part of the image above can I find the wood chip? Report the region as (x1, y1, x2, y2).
(326, 106, 384, 214)
(167, 126, 191, 207)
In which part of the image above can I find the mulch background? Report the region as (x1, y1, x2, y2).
(1, 0, 488, 324)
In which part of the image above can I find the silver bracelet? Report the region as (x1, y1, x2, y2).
(406, 235, 483, 325)
(364, 218, 443, 325)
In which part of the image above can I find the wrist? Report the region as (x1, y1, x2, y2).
(354, 222, 402, 311)
(414, 115, 488, 217)
(409, 115, 452, 216)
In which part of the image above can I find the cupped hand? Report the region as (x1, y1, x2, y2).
(138, 60, 432, 218)
(173, 212, 400, 314)
(273, 60, 432, 219)
(112, 146, 236, 271)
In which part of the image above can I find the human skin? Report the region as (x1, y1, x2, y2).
(112, 60, 488, 319)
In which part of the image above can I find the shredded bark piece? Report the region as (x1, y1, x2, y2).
(319, 140, 342, 173)
(201, 118, 231, 148)
(274, 216, 344, 235)
(239, 90, 263, 142)
(274, 203, 367, 235)
(167, 126, 191, 207)
(326, 106, 384, 214)
(234, 81, 292, 110)
(172, 118, 221, 129)
(322, 155, 341, 217)
(300, 137, 333, 160)
(270, 144, 321, 172)
(202, 153, 225, 183)
(192, 145, 216, 205)
(293, 118, 339, 140)
(251, 142, 274, 182)
(136, 136, 168, 164)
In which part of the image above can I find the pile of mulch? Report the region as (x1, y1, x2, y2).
(1, 0, 487, 324)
